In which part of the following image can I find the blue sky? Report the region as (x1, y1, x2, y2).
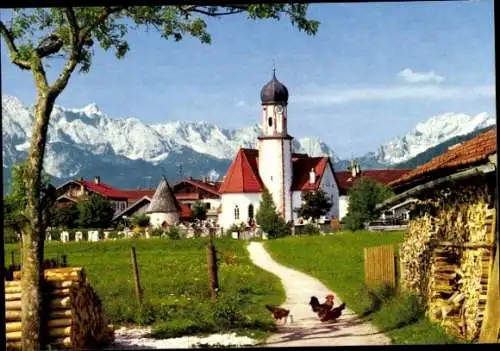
(1, 1, 495, 158)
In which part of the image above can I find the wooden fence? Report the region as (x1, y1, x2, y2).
(364, 244, 397, 288)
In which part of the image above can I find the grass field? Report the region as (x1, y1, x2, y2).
(4, 237, 285, 340)
(264, 231, 464, 345)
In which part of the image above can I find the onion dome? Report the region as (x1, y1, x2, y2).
(260, 70, 289, 105)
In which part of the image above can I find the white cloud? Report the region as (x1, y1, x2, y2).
(235, 100, 246, 107)
(292, 85, 494, 106)
(398, 68, 445, 83)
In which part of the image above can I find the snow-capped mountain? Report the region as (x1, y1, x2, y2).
(2, 95, 495, 192)
(1, 95, 335, 189)
(374, 112, 496, 165)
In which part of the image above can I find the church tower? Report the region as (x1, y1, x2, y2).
(257, 70, 293, 222)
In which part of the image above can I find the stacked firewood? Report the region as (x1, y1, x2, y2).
(399, 212, 435, 296)
(401, 182, 496, 341)
(5, 267, 112, 350)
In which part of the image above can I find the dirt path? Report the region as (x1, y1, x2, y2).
(247, 242, 391, 347)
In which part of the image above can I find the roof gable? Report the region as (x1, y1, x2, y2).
(173, 178, 221, 197)
(219, 149, 263, 193)
(78, 180, 130, 199)
(391, 127, 497, 187)
(291, 157, 329, 191)
(146, 177, 181, 213)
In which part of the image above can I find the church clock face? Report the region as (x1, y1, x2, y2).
(274, 105, 284, 114)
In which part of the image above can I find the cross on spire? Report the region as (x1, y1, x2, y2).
(272, 59, 277, 77)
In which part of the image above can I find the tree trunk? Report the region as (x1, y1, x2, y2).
(22, 91, 56, 351)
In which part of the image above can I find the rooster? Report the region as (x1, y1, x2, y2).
(265, 304, 292, 324)
(320, 302, 346, 322)
(309, 294, 335, 318)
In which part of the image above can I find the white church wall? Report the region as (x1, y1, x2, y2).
(219, 193, 261, 230)
(283, 140, 293, 222)
(339, 195, 350, 221)
(258, 138, 284, 213)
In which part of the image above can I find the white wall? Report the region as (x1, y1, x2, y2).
(218, 193, 261, 230)
(291, 191, 302, 223)
(339, 195, 349, 221)
(318, 164, 340, 220)
(258, 139, 286, 217)
(148, 212, 179, 228)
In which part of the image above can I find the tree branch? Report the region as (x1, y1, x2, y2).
(0, 20, 31, 70)
(177, 5, 247, 17)
(50, 6, 124, 95)
(64, 7, 79, 49)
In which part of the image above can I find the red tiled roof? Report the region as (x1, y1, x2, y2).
(291, 157, 329, 191)
(219, 149, 264, 193)
(122, 189, 156, 201)
(220, 148, 334, 193)
(78, 180, 130, 199)
(335, 169, 411, 193)
(179, 203, 193, 219)
(175, 193, 200, 201)
(391, 128, 497, 187)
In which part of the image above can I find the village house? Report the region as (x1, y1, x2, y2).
(55, 176, 192, 222)
(171, 176, 222, 220)
(334, 161, 411, 221)
(217, 71, 340, 231)
(55, 176, 130, 215)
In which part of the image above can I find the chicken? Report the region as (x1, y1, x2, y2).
(265, 304, 292, 324)
(309, 294, 335, 318)
(320, 302, 346, 322)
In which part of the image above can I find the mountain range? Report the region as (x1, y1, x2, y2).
(2, 95, 496, 192)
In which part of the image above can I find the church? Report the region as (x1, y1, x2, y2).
(218, 71, 340, 231)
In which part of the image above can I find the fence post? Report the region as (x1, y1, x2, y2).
(130, 246, 143, 306)
(11, 251, 15, 266)
(62, 255, 67, 267)
(206, 235, 219, 301)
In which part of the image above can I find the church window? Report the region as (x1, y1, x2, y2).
(205, 202, 211, 209)
(268, 117, 273, 127)
(248, 204, 254, 219)
(234, 205, 240, 220)
(270, 176, 273, 181)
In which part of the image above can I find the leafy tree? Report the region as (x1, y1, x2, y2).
(343, 177, 394, 231)
(77, 193, 114, 228)
(50, 204, 80, 229)
(192, 201, 207, 221)
(131, 213, 150, 228)
(295, 189, 332, 224)
(0, 6, 319, 348)
(4, 161, 53, 241)
(255, 187, 290, 239)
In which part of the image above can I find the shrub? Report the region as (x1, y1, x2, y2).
(108, 231, 122, 239)
(166, 226, 181, 240)
(77, 194, 114, 228)
(212, 295, 246, 328)
(131, 213, 150, 228)
(302, 223, 320, 235)
(151, 227, 165, 237)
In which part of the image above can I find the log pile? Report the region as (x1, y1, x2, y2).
(399, 212, 435, 295)
(5, 267, 112, 350)
(401, 182, 496, 341)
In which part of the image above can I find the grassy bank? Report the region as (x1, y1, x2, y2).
(264, 231, 463, 345)
(5, 238, 285, 340)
